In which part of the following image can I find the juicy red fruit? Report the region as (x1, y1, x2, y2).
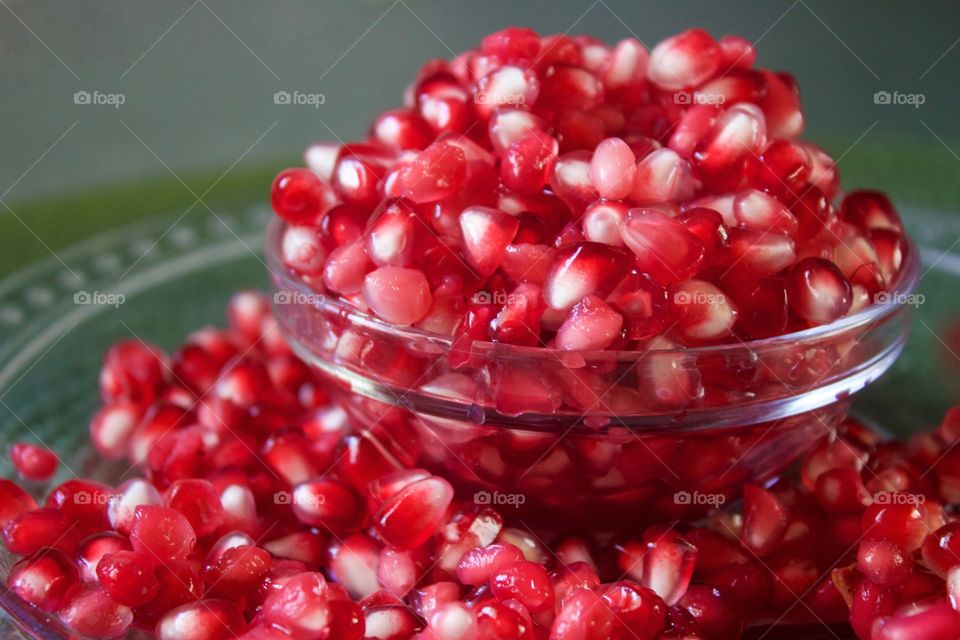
(272, 168, 329, 224)
(9, 442, 58, 481)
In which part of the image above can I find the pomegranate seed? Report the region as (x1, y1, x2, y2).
(58, 583, 133, 638)
(364, 604, 422, 640)
(589, 137, 636, 199)
(788, 257, 853, 325)
(395, 140, 468, 203)
(329, 534, 381, 600)
(555, 294, 624, 350)
(7, 548, 78, 611)
(304, 142, 339, 181)
(282, 224, 327, 275)
(603, 581, 666, 640)
(271, 168, 330, 224)
(726, 227, 796, 276)
(581, 200, 629, 247)
(693, 103, 767, 180)
(857, 539, 913, 586)
(475, 65, 540, 118)
(862, 495, 927, 551)
(362, 266, 433, 325)
(371, 108, 433, 151)
(550, 588, 615, 639)
(156, 599, 246, 640)
(457, 543, 526, 586)
(481, 27, 540, 62)
(0, 478, 37, 528)
(840, 190, 903, 233)
(542, 242, 631, 312)
(489, 108, 544, 154)
(99, 339, 169, 406)
(718, 35, 756, 69)
(670, 279, 738, 341)
(631, 148, 695, 204)
(922, 522, 960, 578)
(459, 205, 520, 277)
(3, 507, 73, 555)
(741, 483, 788, 556)
(9, 442, 58, 481)
(261, 571, 331, 638)
(96, 550, 160, 607)
(679, 585, 743, 640)
(621, 208, 705, 283)
(291, 478, 364, 531)
(873, 603, 960, 640)
(491, 561, 554, 613)
(76, 532, 129, 582)
(758, 70, 804, 140)
(374, 476, 454, 550)
(129, 505, 197, 562)
(500, 130, 559, 195)
(647, 28, 720, 91)
(428, 601, 478, 639)
(733, 189, 798, 236)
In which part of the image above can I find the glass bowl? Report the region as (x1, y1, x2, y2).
(267, 218, 921, 527)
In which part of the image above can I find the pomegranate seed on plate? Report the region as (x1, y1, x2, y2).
(156, 599, 246, 640)
(459, 205, 521, 277)
(282, 224, 327, 275)
(500, 130, 559, 195)
(96, 550, 160, 607)
(631, 148, 695, 203)
(788, 257, 853, 325)
(7, 548, 78, 611)
(362, 266, 433, 325)
(374, 476, 454, 550)
(542, 242, 631, 311)
(394, 140, 468, 203)
(129, 505, 197, 562)
(733, 189, 798, 236)
(589, 137, 636, 199)
(621, 208, 705, 283)
(58, 583, 133, 639)
(556, 295, 624, 350)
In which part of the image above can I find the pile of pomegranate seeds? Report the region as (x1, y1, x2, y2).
(0, 290, 957, 639)
(273, 26, 909, 350)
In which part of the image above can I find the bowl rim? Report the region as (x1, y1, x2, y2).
(266, 217, 921, 359)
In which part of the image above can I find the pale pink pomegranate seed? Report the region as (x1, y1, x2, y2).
(488, 108, 544, 154)
(589, 137, 636, 200)
(58, 583, 133, 639)
(646, 28, 721, 91)
(621, 208, 705, 283)
(741, 484, 788, 556)
(364, 604, 422, 640)
(459, 205, 521, 277)
(362, 266, 433, 325)
(7, 548, 77, 612)
(413, 582, 461, 621)
(733, 189, 798, 236)
(374, 476, 454, 550)
(670, 279, 738, 341)
(108, 478, 162, 534)
(640, 336, 704, 408)
(556, 295, 624, 350)
(429, 602, 478, 640)
(501, 130, 559, 195)
(501, 243, 554, 284)
(282, 224, 328, 275)
(303, 141, 339, 181)
(323, 240, 372, 295)
(550, 151, 600, 215)
(873, 603, 960, 640)
(9, 442, 58, 481)
(366, 201, 421, 268)
(217, 483, 258, 534)
(726, 227, 796, 276)
(129, 505, 197, 562)
(89, 403, 142, 460)
(638, 527, 697, 606)
(475, 65, 540, 118)
(542, 242, 631, 311)
(395, 140, 468, 203)
(156, 599, 246, 640)
(377, 547, 418, 598)
(601, 38, 649, 89)
(582, 200, 629, 247)
(329, 534, 381, 600)
(631, 148, 695, 204)
(788, 257, 853, 325)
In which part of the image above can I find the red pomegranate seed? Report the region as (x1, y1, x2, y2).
(291, 477, 364, 531)
(261, 571, 331, 638)
(550, 588, 615, 640)
(733, 189, 798, 236)
(646, 28, 720, 91)
(395, 140, 468, 203)
(550, 151, 600, 215)
(500, 130, 559, 195)
(758, 70, 804, 139)
(99, 339, 169, 406)
(621, 208, 705, 283)
(374, 476, 454, 550)
(693, 103, 767, 179)
(481, 27, 540, 62)
(857, 539, 913, 587)
(670, 279, 738, 341)
(862, 495, 927, 551)
(589, 137, 636, 199)
(96, 550, 160, 607)
(371, 108, 433, 151)
(815, 466, 871, 513)
(922, 522, 960, 578)
(328, 534, 381, 600)
(582, 200, 629, 247)
(9, 442, 58, 481)
(602, 582, 666, 640)
(475, 65, 540, 118)
(58, 583, 133, 638)
(718, 34, 756, 69)
(542, 242, 631, 311)
(631, 148, 695, 204)
(459, 205, 521, 277)
(726, 227, 796, 276)
(788, 257, 853, 325)
(156, 599, 246, 640)
(679, 585, 743, 640)
(129, 505, 197, 562)
(323, 240, 373, 295)
(741, 484, 788, 556)
(840, 190, 903, 233)
(365, 202, 424, 269)
(163, 478, 225, 538)
(362, 266, 433, 325)
(0, 478, 37, 528)
(108, 478, 162, 534)
(271, 168, 330, 225)
(489, 108, 544, 154)
(457, 543, 526, 586)
(7, 548, 78, 611)
(364, 604, 422, 640)
(490, 561, 554, 613)
(3, 507, 74, 555)
(873, 603, 960, 640)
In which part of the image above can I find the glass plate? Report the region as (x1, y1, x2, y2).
(0, 202, 956, 638)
